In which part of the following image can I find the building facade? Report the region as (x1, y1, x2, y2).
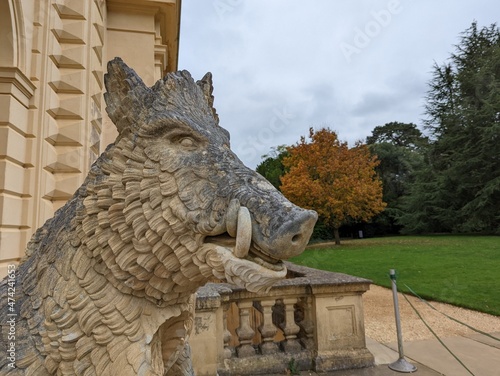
(0, 0, 181, 277)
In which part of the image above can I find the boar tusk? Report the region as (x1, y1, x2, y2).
(226, 198, 240, 237)
(234, 206, 251, 258)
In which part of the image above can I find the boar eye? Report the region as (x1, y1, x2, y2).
(179, 137, 196, 148)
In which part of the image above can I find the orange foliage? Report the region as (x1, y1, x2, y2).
(280, 128, 386, 229)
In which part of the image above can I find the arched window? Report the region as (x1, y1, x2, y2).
(0, 0, 28, 69)
(0, 1, 16, 66)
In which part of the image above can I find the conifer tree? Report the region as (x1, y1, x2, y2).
(400, 22, 500, 233)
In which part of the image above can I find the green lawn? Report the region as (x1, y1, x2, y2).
(291, 235, 500, 316)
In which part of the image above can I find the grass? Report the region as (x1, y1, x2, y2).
(291, 235, 500, 316)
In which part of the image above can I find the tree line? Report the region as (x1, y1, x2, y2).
(256, 22, 500, 240)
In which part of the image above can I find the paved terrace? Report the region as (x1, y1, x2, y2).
(282, 331, 500, 375)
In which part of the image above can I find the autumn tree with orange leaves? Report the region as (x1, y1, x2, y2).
(281, 127, 386, 244)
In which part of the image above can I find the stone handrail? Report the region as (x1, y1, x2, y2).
(191, 262, 374, 375)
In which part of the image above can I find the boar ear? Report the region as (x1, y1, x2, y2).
(104, 57, 149, 133)
(197, 72, 219, 125)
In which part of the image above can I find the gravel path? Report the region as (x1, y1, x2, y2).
(363, 285, 500, 343)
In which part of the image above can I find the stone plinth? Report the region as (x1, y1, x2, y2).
(191, 262, 374, 375)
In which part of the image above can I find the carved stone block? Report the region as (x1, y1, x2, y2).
(0, 58, 317, 375)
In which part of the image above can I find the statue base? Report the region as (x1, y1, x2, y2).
(191, 263, 375, 375)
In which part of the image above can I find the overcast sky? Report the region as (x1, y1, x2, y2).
(178, 0, 500, 168)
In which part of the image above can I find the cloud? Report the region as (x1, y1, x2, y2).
(179, 0, 500, 168)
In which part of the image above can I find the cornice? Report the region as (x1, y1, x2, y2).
(0, 66, 36, 100)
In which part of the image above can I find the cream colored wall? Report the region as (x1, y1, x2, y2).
(102, 0, 176, 147)
(0, 0, 180, 277)
(0, 0, 36, 278)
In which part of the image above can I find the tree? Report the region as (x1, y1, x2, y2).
(255, 146, 288, 190)
(366, 122, 427, 234)
(280, 127, 386, 244)
(366, 121, 428, 150)
(400, 22, 500, 233)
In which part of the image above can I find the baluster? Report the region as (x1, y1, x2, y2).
(280, 297, 302, 353)
(298, 297, 314, 349)
(222, 302, 234, 359)
(236, 300, 256, 357)
(258, 299, 279, 354)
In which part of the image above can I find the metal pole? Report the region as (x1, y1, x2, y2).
(388, 269, 417, 373)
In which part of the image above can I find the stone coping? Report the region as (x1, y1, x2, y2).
(195, 262, 372, 310)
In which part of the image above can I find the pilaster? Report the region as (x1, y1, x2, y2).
(0, 68, 35, 276)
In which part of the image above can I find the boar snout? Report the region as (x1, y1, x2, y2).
(253, 208, 318, 261)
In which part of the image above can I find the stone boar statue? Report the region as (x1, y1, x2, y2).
(0, 58, 317, 375)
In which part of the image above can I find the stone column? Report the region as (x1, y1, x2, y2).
(298, 297, 315, 349)
(222, 302, 234, 359)
(236, 300, 256, 358)
(281, 297, 302, 353)
(258, 299, 279, 355)
(0, 67, 35, 277)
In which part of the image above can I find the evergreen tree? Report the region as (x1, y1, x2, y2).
(400, 22, 500, 233)
(255, 145, 288, 190)
(367, 121, 428, 150)
(366, 123, 427, 234)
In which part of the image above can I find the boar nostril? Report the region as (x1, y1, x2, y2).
(250, 208, 317, 261)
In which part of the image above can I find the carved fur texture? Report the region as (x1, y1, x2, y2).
(0, 58, 317, 375)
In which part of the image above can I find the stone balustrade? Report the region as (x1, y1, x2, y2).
(191, 262, 374, 375)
